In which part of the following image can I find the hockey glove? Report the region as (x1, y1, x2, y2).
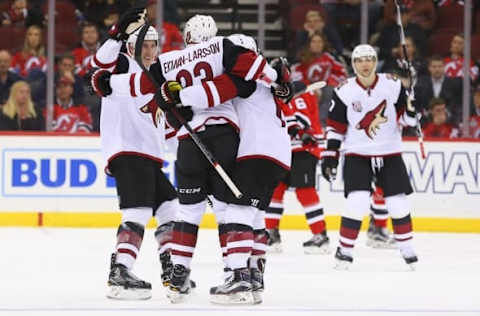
(301, 129, 317, 146)
(271, 81, 294, 103)
(166, 106, 193, 130)
(320, 150, 339, 182)
(109, 7, 146, 41)
(270, 57, 291, 85)
(288, 125, 301, 138)
(155, 81, 182, 111)
(86, 68, 112, 97)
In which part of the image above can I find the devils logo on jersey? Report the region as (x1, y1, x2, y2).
(356, 100, 387, 139)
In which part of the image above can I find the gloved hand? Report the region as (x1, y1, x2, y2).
(271, 81, 294, 103)
(140, 97, 162, 127)
(270, 57, 291, 85)
(166, 106, 194, 130)
(155, 81, 182, 111)
(320, 150, 339, 182)
(301, 129, 317, 146)
(108, 7, 146, 41)
(86, 68, 112, 97)
(397, 58, 417, 88)
(288, 125, 301, 138)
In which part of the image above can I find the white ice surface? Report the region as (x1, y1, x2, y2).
(0, 228, 479, 316)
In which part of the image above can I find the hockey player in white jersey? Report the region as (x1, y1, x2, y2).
(89, 15, 289, 303)
(88, 9, 184, 300)
(321, 44, 418, 270)
(196, 34, 291, 305)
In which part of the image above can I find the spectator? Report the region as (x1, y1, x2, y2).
(295, 10, 343, 59)
(48, 76, 93, 133)
(98, 6, 120, 41)
(0, 80, 44, 131)
(147, 0, 180, 26)
(382, 36, 428, 83)
(57, 54, 85, 103)
(72, 22, 100, 77)
(0, 50, 22, 105)
(1, 0, 44, 28)
(444, 34, 479, 82)
(415, 55, 462, 123)
(147, 0, 184, 52)
(292, 32, 347, 126)
(423, 97, 459, 138)
(10, 24, 46, 78)
(467, 84, 480, 138)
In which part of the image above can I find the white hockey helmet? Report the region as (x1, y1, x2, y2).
(183, 15, 218, 45)
(351, 44, 377, 76)
(126, 25, 159, 57)
(227, 34, 258, 52)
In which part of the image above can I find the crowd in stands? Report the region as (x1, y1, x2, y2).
(0, 0, 479, 139)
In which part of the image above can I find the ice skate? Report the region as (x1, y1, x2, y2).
(160, 252, 197, 289)
(367, 227, 396, 249)
(106, 253, 152, 300)
(210, 268, 254, 305)
(167, 264, 193, 303)
(400, 248, 418, 271)
(266, 228, 282, 253)
(250, 258, 265, 304)
(303, 233, 332, 254)
(333, 247, 353, 270)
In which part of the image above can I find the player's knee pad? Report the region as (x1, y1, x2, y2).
(385, 194, 410, 219)
(154, 198, 178, 226)
(345, 191, 371, 221)
(121, 207, 152, 227)
(253, 210, 265, 230)
(176, 201, 207, 226)
(295, 187, 320, 207)
(225, 204, 257, 227)
(211, 196, 228, 224)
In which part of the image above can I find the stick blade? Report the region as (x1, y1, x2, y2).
(305, 81, 326, 93)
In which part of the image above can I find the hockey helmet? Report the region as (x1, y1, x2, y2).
(351, 44, 377, 76)
(183, 15, 218, 45)
(227, 34, 258, 52)
(126, 25, 159, 57)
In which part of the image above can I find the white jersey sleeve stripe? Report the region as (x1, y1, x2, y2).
(244, 55, 264, 81)
(133, 72, 142, 98)
(206, 81, 221, 107)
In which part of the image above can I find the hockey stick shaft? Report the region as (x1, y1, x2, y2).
(394, 0, 426, 159)
(135, 23, 243, 198)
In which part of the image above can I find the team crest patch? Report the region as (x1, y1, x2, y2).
(352, 101, 362, 112)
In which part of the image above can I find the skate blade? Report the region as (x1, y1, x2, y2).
(210, 291, 255, 305)
(366, 239, 397, 249)
(166, 288, 191, 303)
(266, 243, 283, 254)
(334, 260, 352, 271)
(106, 286, 151, 300)
(407, 262, 417, 271)
(252, 291, 263, 304)
(303, 245, 332, 255)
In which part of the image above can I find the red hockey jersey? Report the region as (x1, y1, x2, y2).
(282, 92, 324, 158)
(292, 53, 347, 87)
(72, 44, 99, 77)
(444, 56, 479, 82)
(46, 103, 93, 133)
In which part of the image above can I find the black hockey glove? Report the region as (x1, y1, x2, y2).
(288, 125, 301, 138)
(320, 150, 339, 182)
(108, 7, 146, 41)
(270, 57, 291, 85)
(86, 68, 112, 97)
(301, 129, 317, 146)
(271, 81, 294, 103)
(155, 81, 182, 111)
(166, 106, 193, 130)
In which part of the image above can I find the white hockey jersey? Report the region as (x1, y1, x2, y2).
(326, 73, 416, 156)
(234, 84, 291, 170)
(91, 39, 167, 170)
(108, 36, 278, 138)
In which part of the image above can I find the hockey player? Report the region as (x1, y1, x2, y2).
(88, 8, 181, 300)
(265, 91, 330, 254)
(89, 15, 288, 303)
(321, 44, 419, 270)
(199, 35, 291, 305)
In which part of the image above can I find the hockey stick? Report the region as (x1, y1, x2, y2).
(135, 23, 243, 199)
(394, 0, 426, 159)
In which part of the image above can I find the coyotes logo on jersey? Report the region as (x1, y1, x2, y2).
(356, 100, 387, 139)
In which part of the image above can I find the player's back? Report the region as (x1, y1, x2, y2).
(233, 85, 290, 169)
